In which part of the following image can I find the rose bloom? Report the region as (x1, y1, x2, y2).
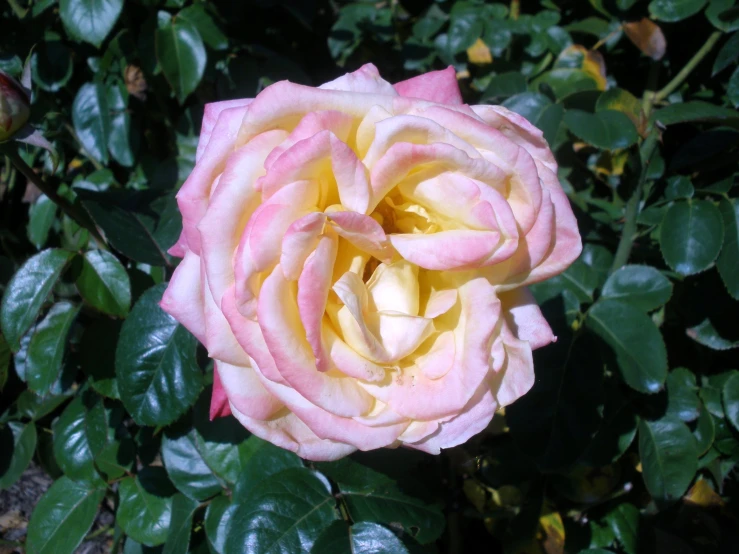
(161, 64, 581, 461)
(0, 70, 30, 142)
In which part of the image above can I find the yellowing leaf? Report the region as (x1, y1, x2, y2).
(539, 509, 565, 554)
(684, 478, 724, 508)
(467, 38, 493, 65)
(555, 45, 607, 90)
(624, 18, 666, 61)
(463, 479, 488, 513)
(594, 150, 630, 177)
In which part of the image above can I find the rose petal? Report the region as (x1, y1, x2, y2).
(501, 287, 556, 350)
(393, 66, 463, 105)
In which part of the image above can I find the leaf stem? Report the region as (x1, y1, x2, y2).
(5, 150, 107, 247)
(63, 123, 104, 171)
(655, 31, 722, 102)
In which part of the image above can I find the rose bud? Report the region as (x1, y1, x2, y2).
(160, 64, 582, 461)
(0, 70, 30, 142)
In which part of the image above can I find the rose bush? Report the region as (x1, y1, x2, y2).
(161, 64, 582, 461)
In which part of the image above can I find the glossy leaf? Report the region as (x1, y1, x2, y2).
(59, 0, 124, 47)
(666, 367, 701, 422)
(26, 476, 105, 554)
(686, 318, 739, 350)
(31, 40, 74, 92)
(638, 416, 698, 506)
(694, 405, 716, 455)
(25, 301, 80, 396)
(204, 495, 234, 554)
(722, 372, 739, 432)
(587, 300, 668, 394)
(654, 101, 739, 125)
(117, 467, 176, 546)
(502, 92, 552, 123)
(162, 424, 225, 501)
(717, 198, 739, 299)
(117, 284, 203, 426)
(660, 200, 724, 275)
(156, 11, 207, 104)
(605, 503, 639, 554)
(76, 250, 131, 316)
(713, 31, 739, 75)
(701, 371, 738, 418)
(178, 4, 228, 50)
(52, 393, 107, 484)
(232, 435, 303, 498)
(311, 521, 410, 554)
(72, 82, 111, 164)
(27, 196, 57, 249)
(162, 494, 199, 554)
(601, 265, 672, 312)
(649, 0, 708, 22)
(107, 83, 138, 167)
(0, 421, 37, 489)
(564, 109, 639, 150)
(225, 468, 339, 554)
(0, 248, 73, 351)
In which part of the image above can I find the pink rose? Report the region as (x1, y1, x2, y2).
(161, 64, 582, 461)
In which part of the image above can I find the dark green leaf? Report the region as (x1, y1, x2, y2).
(225, 468, 339, 554)
(156, 11, 207, 104)
(26, 476, 105, 554)
(311, 521, 410, 554)
(665, 175, 695, 200)
(0, 249, 73, 351)
(27, 196, 57, 250)
(178, 4, 228, 50)
(694, 404, 715, 455)
(482, 72, 527, 101)
(654, 101, 739, 125)
(0, 421, 37, 489)
(319, 459, 445, 544)
(666, 367, 701, 422)
(687, 318, 739, 350)
(117, 467, 176, 546)
(638, 416, 698, 506)
(649, 0, 708, 22)
(108, 83, 138, 167)
(162, 425, 224, 501)
(533, 68, 600, 99)
(502, 92, 553, 123)
(447, 2, 483, 54)
(717, 198, 739, 299)
(706, 0, 739, 31)
(537, 103, 566, 147)
(701, 371, 738, 417)
(728, 65, 739, 106)
(72, 82, 111, 165)
(162, 494, 199, 554)
(59, 0, 123, 47)
(232, 435, 303, 498)
(0, 334, 8, 392)
(564, 109, 639, 150)
(79, 318, 121, 399)
(76, 250, 130, 316)
(580, 396, 638, 466)
(660, 200, 724, 275)
(713, 31, 739, 75)
(26, 302, 80, 396)
(117, 284, 203, 426)
(601, 265, 673, 312)
(31, 40, 74, 92)
(605, 503, 639, 554)
(722, 372, 739, 432)
(204, 495, 234, 554)
(587, 300, 668, 394)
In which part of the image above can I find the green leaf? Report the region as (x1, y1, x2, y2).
(318, 459, 445, 544)
(706, 0, 739, 31)
(0, 421, 37, 489)
(79, 318, 121, 399)
(117, 284, 203, 426)
(601, 265, 673, 312)
(638, 416, 698, 506)
(687, 318, 739, 350)
(225, 468, 339, 554)
(26, 476, 105, 554)
(52, 393, 107, 485)
(533, 68, 600, 99)
(162, 424, 225, 501)
(59, 0, 123, 47)
(1, 249, 73, 351)
(654, 101, 739, 125)
(722, 372, 739, 432)
(717, 198, 739, 299)
(0, 334, 8, 392)
(178, 4, 228, 50)
(162, 494, 199, 554)
(666, 367, 701, 422)
(25, 302, 80, 396)
(660, 200, 724, 275)
(713, 31, 739, 75)
(311, 521, 410, 554)
(694, 405, 715, 455)
(563, 109, 639, 150)
(605, 503, 639, 554)
(156, 11, 207, 104)
(72, 82, 111, 165)
(649, 0, 708, 22)
(76, 250, 131, 317)
(76, 189, 176, 266)
(580, 395, 638, 466)
(204, 495, 234, 554)
(482, 72, 527, 101)
(108, 83, 138, 167)
(232, 435, 304, 498)
(31, 39, 74, 93)
(447, 2, 484, 54)
(728, 65, 739, 106)
(701, 371, 738, 417)
(118, 467, 176, 546)
(587, 300, 668, 394)
(27, 196, 57, 250)
(502, 92, 553, 123)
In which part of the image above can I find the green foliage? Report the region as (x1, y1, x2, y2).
(0, 0, 738, 553)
